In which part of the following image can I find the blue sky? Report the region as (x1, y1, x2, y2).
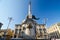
(0, 0, 60, 29)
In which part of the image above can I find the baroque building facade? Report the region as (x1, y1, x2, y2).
(14, 0, 48, 39)
(47, 23, 60, 39)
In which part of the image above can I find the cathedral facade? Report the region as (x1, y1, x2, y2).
(14, 0, 48, 39)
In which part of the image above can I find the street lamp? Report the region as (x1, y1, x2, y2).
(7, 17, 13, 29)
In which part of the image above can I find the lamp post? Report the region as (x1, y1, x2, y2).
(5, 17, 13, 40)
(43, 18, 48, 25)
(7, 17, 13, 29)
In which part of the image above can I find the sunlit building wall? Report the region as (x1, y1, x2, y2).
(47, 23, 60, 38)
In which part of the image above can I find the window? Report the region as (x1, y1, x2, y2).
(14, 35, 16, 38)
(44, 35, 47, 38)
(23, 27, 26, 30)
(19, 29, 21, 31)
(39, 29, 42, 34)
(19, 29, 21, 34)
(38, 36, 40, 38)
(39, 29, 42, 31)
(43, 28, 46, 33)
(40, 35, 43, 38)
(15, 29, 18, 34)
(43, 28, 46, 31)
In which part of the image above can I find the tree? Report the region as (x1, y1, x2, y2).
(6, 29, 14, 40)
(7, 29, 14, 37)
